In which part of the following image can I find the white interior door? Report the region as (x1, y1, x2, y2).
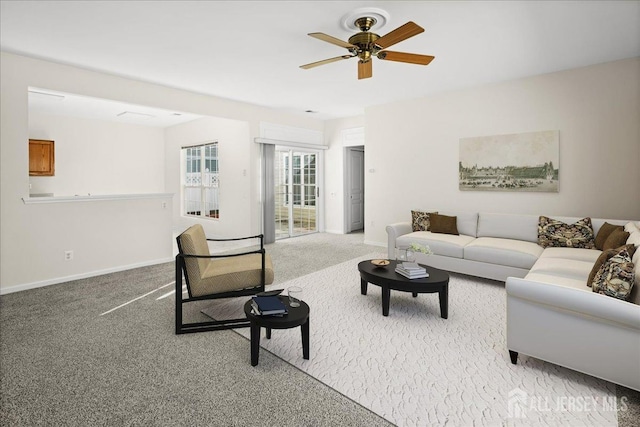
(348, 147, 365, 232)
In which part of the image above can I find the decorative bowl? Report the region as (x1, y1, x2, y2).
(371, 259, 390, 268)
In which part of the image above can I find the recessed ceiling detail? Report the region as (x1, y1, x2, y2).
(341, 7, 390, 32)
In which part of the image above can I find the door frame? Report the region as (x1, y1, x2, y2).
(275, 145, 324, 239)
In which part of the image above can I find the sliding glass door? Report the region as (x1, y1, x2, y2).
(274, 148, 318, 239)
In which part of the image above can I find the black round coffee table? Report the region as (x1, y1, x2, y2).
(243, 296, 310, 366)
(358, 260, 449, 318)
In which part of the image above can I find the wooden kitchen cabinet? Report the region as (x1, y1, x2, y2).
(29, 139, 55, 176)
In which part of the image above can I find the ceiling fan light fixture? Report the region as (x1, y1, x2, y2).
(301, 11, 433, 80)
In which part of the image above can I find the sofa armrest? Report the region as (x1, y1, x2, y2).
(386, 222, 412, 259)
(506, 277, 640, 330)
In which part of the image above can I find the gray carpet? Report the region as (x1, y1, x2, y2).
(1, 232, 638, 426)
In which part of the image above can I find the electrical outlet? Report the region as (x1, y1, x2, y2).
(161, 201, 167, 209)
(64, 250, 74, 261)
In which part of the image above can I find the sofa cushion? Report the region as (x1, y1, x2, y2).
(591, 247, 635, 301)
(627, 227, 640, 247)
(539, 247, 602, 263)
(594, 222, 623, 250)
(477, 212, 539, 243)
(464, 237, 543, 269)
(625, 222, 640, 234)
(529, 257, 595, 281)
(411, 210, 437, 232)
(429, 213, 459, 235)
(396, 231, 474, 259)
(538, 216, 595, 249)
(524, 272, 590, 291)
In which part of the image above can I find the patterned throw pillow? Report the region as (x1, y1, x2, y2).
(587, 244, 636, 287)
(411, 211, 437, 232)
(591, 247, 635, 300)
(538, 216, 595, 249)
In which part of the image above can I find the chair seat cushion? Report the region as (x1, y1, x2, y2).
(191, 253, 275, 297)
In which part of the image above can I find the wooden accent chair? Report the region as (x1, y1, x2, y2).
(175, 224, 274, 334)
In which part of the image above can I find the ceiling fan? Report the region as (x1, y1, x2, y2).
(300, 16, 435, 79)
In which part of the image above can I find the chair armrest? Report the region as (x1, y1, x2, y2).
(386, 222, 412, 259)
(206, 234, 264, 242)
(179, 248, 265, 260)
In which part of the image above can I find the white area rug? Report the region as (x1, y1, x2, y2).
(202, 254, 617, 426)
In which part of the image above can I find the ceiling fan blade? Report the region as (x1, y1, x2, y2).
(358, 60, 372, 80)
(378, 51, 435, 66)
(375, 21, 424, 49)
(300, 55, 353, 70)
(308, 32, 355, 49)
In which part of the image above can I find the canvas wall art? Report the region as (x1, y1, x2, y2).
(459, 130, 559, 192)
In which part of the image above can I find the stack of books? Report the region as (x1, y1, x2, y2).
(251, 296, 288, 316)
(395, 262, 429, 279)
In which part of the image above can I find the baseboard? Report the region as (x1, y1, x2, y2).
(0, 257, 174, 295)
(324, 229, 345, 234)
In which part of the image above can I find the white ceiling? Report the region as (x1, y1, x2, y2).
(28, 88, 203, 128)
(2, 1, 639, 121)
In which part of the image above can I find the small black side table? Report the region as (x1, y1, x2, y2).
(243, 296, 310, 366)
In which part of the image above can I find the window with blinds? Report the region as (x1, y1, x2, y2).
(182, 142, 219, 219)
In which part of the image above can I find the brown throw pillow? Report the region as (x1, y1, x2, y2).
(595, 222, 623, 250)
(411, 210, 437, 232)
(538, 216, 595, 249)
(591, 246, 635, 300)
(429, 213, 459, 235)
(602, 229, 630, 251)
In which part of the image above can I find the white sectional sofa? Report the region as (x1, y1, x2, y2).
(386, 211, 640, 391)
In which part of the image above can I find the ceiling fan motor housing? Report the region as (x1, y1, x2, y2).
(348, 19, 381, 62)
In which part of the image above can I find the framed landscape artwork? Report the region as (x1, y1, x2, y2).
(459, 130, 559, 192)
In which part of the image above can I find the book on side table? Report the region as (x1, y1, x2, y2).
(395, 262, 429, 279)
(251, 295, 288, 316)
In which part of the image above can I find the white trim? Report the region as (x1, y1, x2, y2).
(22, 193, 174, 204)
(0, 257, 174, 295)
(254, 137, 328, 150)
(341, 127, 365, 147)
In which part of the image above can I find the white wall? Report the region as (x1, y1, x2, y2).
(164, 116, 252, 238)
(29, 111, 165, 196)
(324, 116, 365, 234)
(0, 52, 323, 293)
(365, 57, 640, 246)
